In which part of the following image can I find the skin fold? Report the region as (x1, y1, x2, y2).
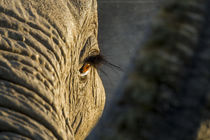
(0, 0, 105, 140)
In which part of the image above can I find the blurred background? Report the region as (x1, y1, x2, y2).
(87, 0, 161, 139)
(97, 0, 160, 104)
(86, 0, 210, 139)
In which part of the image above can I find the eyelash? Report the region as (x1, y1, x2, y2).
(79, 53, 104, 75)
(84, 54, 105, 68)
(79, 53, 121, 76)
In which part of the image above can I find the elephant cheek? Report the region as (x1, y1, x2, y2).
(93, 71, 106, 120)
(75, 72, 106, 140)
(88, 72, 106, 136)
(96, 73, 106, 112)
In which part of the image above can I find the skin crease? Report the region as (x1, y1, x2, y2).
(0, 0, 105, 140)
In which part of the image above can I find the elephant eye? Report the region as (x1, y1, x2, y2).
(79, 54, 104, 77)
(79, 53, 122, 78)
(79, 63, 91, 76)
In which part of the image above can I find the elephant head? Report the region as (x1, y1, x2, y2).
(0, 0, 105, 139)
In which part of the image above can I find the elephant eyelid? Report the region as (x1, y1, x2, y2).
(84, 53, 122, 71)
(84, 54, 105, 69)
(79, 54, 105, 76)
(79, 53, 122, 77)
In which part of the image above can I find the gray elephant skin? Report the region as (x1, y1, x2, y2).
(0, 0, 105, 140)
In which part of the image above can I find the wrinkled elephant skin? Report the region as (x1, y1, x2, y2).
(0, 0, 105, 140)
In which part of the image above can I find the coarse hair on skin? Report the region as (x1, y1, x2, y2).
(84, 53, 122, 72)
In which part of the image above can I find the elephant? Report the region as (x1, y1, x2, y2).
(0, 0, 105, 140)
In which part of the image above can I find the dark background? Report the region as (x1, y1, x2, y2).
(86, 1, 210, 140)
(97, 0, 160, 102)
(87, 0, 161, 139)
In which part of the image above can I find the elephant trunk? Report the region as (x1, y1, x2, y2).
(0, 2, 73, 140)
